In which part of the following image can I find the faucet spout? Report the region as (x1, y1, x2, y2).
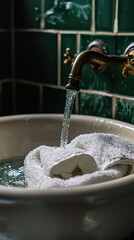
(66, 50, 127, 91)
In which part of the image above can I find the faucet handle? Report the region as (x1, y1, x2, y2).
(122, 54, 134, 78)
(64, 48, 77, 66)
(122, 44, 134, 78)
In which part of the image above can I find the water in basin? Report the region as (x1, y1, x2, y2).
(0, 157, 26, 188)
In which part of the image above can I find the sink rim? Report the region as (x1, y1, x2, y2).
(0, 113, 134, 198)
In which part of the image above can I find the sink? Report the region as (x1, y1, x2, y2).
(0, 113, 134, 240)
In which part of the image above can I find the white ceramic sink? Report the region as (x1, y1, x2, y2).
(0, 114, 134, 240)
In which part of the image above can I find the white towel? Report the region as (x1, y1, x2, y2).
(24, 133, 134, 189)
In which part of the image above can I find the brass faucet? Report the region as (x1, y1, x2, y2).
(64, 41, 134, 91)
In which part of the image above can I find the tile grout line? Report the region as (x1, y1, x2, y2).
(16, 79, 65, 90)
(40, 0, 45, 29)
(0, 29, 11, 32)
(80, 89, 134, 101)
(11, 0, 16, 114)
(112, 96, 116, 119)
(77, 32, 80, 53)
(57, 32, 61, 87)
(14, 28, 134, 36)
(91, 0, 95, 32)
(113, 0, 118, 34)
(0, 79, 12, 83)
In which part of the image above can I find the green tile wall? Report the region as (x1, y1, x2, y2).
(15, 32, 57, 84)
(0, 0, 11, 116)
(43, 87, 66, 113)
(2, 82, 13, 116)
(0, 33, 11, 79)
(118, 0, 134, 32)
(43, 86, 76, 115)
(14, 0, 41, 29)
(1, 0, 134, 125)
(115, 98, 134, 124)
(0, 0, 10, 29)
(16, 83, 40, 114)
(95, 0, 115, 32)
(44, 0, 92, 31)
(79, 92, 112, 118)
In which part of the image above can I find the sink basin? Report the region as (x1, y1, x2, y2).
(0, 113, 134, 240)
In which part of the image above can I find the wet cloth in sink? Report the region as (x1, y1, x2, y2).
(24, 133, 134, 189)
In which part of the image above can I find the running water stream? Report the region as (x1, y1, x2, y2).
(60, 89, 77, 148)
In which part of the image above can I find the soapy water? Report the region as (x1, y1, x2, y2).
(60, 89, 76, 148)
(0, 157, 26, 188)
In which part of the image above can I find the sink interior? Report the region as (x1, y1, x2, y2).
(0, 113, 134, 191)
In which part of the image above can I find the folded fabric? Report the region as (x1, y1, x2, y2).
(24, 133, 134, 189)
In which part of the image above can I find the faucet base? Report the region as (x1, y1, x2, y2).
(87, 40, 108, 73)
(124, 42, 134, 55)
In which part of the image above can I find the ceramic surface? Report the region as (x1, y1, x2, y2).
(0, 114, 134, 240)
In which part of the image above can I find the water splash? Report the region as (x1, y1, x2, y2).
(60, 90, 76, 148)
